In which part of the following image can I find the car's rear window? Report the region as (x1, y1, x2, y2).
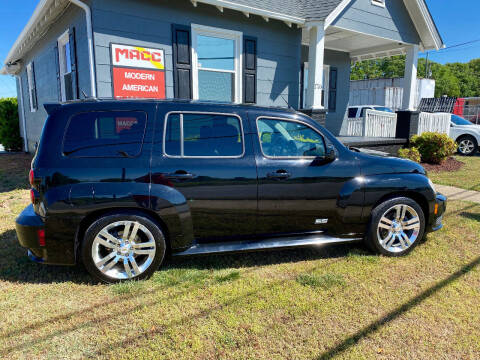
(63, 111, 147, 157)
(348, 108, 358, 118)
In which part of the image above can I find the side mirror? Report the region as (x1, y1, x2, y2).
(311, 146, 336, 166)
(325, 146, 336, 162)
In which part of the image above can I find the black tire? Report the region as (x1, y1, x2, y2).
(457, 135, 478, 156)
(366, 197, 425, 257)
(81, 212, 166, 284)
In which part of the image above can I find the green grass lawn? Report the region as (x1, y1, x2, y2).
(0, 154, 479, 359)
(428, 155, 480, 191)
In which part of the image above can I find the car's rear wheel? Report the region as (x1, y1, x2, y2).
(457, 135, 477, 156)
(81, 213, 166, 283)
(366, 197, 425, 256)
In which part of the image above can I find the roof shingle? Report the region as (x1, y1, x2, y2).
(220, 0, 344, 21)
(298, 0, 345, 20)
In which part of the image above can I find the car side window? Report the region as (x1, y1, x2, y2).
(63, 111, 147, 157)
(257, 118, 326, 158)
(164, 114, 181, 156)
(348, 108, 358, 118)
(164, 113, 244, 157)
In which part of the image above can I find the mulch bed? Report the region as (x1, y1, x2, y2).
(422, 157, 464, 173)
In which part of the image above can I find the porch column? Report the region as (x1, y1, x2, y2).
(305, 23, 325, 109)
(402, 44, 419, 111)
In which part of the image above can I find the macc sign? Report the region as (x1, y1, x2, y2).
(110, 43, 166, 99)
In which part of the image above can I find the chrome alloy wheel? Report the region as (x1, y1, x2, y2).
(377, 204, 421, 253)
(458, 139, 475, 155)
(91, 221, 156, 280)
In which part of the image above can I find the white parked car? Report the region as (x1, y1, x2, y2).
(450, 115, 480, 156)
(348, 105, 394, 118)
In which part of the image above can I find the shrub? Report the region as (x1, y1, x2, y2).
(398, 147, 421, 163)
(0, 98, 22, 152)
(410, 132, 457, 164)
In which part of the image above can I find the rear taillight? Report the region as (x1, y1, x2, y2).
(29, 169, 38, 204)
(37, 229, 46, 247)
(29, 169, 34, 186)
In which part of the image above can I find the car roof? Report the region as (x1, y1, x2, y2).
(44, 98, 299, 116)
(348, 105, 387, 108)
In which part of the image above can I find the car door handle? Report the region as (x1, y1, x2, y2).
(166, 170, 196, 181)
(267, 170, 291, 180)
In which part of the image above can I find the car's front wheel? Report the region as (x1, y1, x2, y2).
(81, 212, 166, 283)
(457, 135, 478, 156)
(366, 197, 425, 256)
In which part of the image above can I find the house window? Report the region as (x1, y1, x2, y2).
(57, 30, 74, 101)
(328, 67, 338, 112)
(26, 63, 37, 112)
(372, 0, 385, 7)
(191, 24, 242, 103)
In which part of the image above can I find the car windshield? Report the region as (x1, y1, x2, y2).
(373, 107, 393, 113)
(451, 115, 472, 126)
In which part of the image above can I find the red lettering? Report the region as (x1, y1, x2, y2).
(152, 52, 162, 62)
(115, 48, 129, 62)
(130, 50, 140, 60)
(141, 51, 151, 61)
(113, 67, 166, 99)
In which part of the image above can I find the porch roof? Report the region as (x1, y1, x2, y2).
(189, 0, 444, 51)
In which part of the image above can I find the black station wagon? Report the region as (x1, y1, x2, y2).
(16, 100, 446, 283)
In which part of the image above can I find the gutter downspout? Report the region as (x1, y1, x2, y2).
(16, 75, 29, 152)
(69, 0, 97, 98)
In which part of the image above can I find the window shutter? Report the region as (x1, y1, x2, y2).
(328, 67, 337, 112)
(300, 63, 305, 108)
(25, 69, 32, 111)
(69, 27, 79, 99)
(172, 24, 192, 99)
(54, 45, 62, 101)
(243, 36, 257, 104)
(31, 62, 38, 110)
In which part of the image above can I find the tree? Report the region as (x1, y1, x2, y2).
(351, 56, 406, 80)
(351, 60, 383, 80)
(467, 59, 480, 97)
(351, 56, 480, 98)
(429, 63, 461, 97)
(379, 56, 405, 78)
(0, 98, 22, 152)
(446, 62, 476, 97)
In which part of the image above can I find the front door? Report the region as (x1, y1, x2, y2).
(252, 114, 358, 236)
(151, 107, 258, 241)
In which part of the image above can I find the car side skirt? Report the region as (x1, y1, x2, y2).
(173, 233, 363, 257)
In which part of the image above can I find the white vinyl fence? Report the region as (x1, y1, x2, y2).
(341, 110, 398, 138)
(364, 110, 398, 137)
(343, 118, 364, 137)
(417, 112, 451, 135)
(349, 78, 435, 111)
